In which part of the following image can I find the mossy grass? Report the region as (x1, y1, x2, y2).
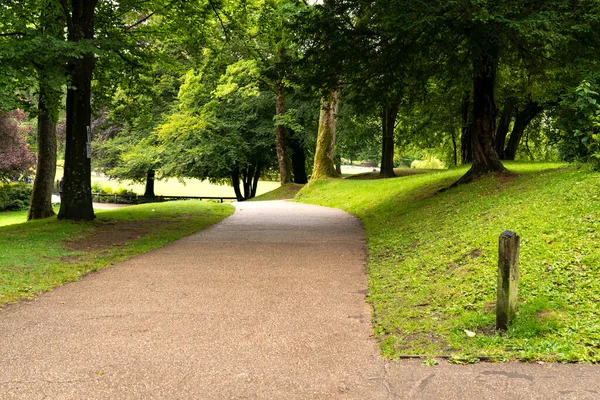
(297, 161, 600, 362)
(249, 183, 304, 201)
(0, 200, 233, 306)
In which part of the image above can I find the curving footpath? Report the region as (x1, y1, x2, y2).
(0, 200, 599, 399)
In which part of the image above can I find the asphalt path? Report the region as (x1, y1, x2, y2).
(0, 200, 598, 399)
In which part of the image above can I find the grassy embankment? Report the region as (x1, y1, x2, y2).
(0, 201, 234, 306)
(296, 162, 600, 362)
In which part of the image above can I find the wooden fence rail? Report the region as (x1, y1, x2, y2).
(92, 193, 237, 204)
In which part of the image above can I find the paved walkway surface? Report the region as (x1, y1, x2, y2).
(1, 201, 599, 399)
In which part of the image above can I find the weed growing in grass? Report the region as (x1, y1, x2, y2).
(298, 162, 600, 362)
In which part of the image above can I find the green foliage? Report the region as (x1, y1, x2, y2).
(0, 183, 32, 211)
(297, 162, 600, 362)
(0, 200, 234, 305)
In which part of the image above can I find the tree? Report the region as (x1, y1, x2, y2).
(57, 0, 98, 220)
(159, 62, 277, 201)
(0, 111, 36, 182)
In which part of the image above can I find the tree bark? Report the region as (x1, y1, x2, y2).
(58, 0, 98, 220)
(289, 132, 307, 184)
(231, 166, 244, 202)
(251, 162, 261, 198)
(503, 102, 543, 160)
(311, 90, 340, 180)
(454, 52, 506, 186)
(28, 3, 63, 220)
(143, 169, 155, 198)
(28, 79, 59, 220)
(451, 129, 458, 166)
(493, 99, 515, 159)
(380, 103, 398, 177)
(275, 84, 291, 185)
(460, 93, 472, 164)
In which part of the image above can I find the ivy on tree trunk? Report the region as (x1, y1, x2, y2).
(311, 90, 339, 180)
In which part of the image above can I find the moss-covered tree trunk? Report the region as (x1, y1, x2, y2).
(311, 90, 339, 180)
(28, 80, 59, 220)
(275, 84, 291, 185)
(58, 0, 97, 220)
(380, 103, 398, 178)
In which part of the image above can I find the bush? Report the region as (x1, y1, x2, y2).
(0, 183, 32, 211)
(410, 155, 446, 169)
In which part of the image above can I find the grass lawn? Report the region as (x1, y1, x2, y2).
(55, 166, 281, 197)
(249, 183, 304, 201)
(0, 201, 233, 306)
(296, 161, 600, 363)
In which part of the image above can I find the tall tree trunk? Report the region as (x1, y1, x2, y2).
(311, 90, 339, 180)
(28, 3, 63, 220)
(451, 129, 458, 166)
(28, 79, 59, 220)
(58, 0, 98, 220)
(251, 162, 261, 198)
(493, 99, 515, 159)
(454, 52, 505, 186)
(380, 103, 398, 177)
(143, 169, 155, 198)
(231, 166, 243, 202)
(503, 102, 543, 160)
(460, 93, 472, 164)
(243, 166, 252, 199)
(289, 132, 307, 184)
(275, 84, 291, 185)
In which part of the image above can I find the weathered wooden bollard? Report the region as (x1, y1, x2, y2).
(496, 230, 520, 331)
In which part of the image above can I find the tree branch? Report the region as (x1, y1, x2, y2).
(208, 0, 230, 42)
(0, 32, 27, 37)
(126, 12, 155, 31)
(59, 0, 74, 34)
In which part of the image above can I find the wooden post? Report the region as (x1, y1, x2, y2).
(496, 230, 519, 331)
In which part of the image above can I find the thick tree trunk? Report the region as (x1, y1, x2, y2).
(454, 52, 506, 186)
(311, 90, 339, 180)
(28, 81, 58, 220)
(493, 99, 515, 159)
(289, 132, 307, 184)
(231, 167, 244, 202)
(380, 104, 398, 177)
(58, 0, 98, 220)
(143, 169, 155, 198)
(460, 93, 472, 164)
(275, 84, 291, 185)
(503, 102, 543, 160)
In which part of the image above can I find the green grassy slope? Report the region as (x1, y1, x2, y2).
(297, 162, 600, 362)
(249, 183, 304, 201)
(0, 201, 233, 306)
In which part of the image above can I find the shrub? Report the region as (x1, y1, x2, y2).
(410, 155, 446, 169)
(0, 183, 32, 211)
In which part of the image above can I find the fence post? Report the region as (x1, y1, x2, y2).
(496, 230, 520, 331)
